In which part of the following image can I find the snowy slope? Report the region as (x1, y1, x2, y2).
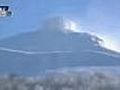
(0, 17, 120, 75)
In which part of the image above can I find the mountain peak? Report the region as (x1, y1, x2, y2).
(0, 16, 116, 53)
(0, 17, 120, 75)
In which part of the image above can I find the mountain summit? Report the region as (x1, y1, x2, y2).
(0, 16, 104, 52)
(0, 17, 120, 75)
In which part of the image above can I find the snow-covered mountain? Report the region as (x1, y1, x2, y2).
(0, 17, 120, 75)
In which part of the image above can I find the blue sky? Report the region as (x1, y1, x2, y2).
(0, 0, 120, 47)
(0, 0, 89, 38)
